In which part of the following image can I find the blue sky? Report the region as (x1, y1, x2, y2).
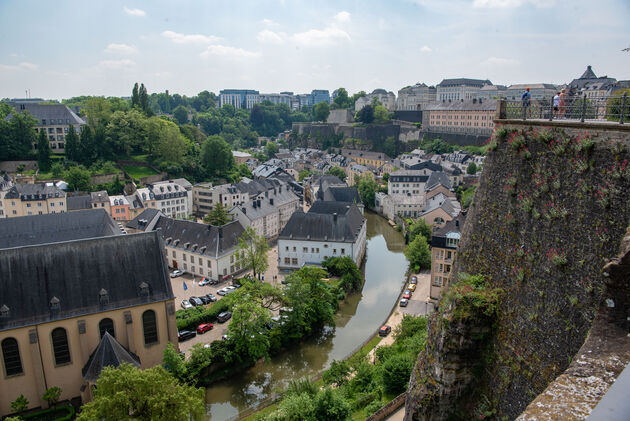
(1, 0, 628, 100)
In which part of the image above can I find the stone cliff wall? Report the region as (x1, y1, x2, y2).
(405, 121, 630, 420)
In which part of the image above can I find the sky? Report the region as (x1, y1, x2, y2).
(1, 0, 629, 100)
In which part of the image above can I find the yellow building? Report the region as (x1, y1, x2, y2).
(2, 183, 66, 218)
(341, 149, 390, 168)
(0, 214, 177, 417)
(430, 215, 465, 300)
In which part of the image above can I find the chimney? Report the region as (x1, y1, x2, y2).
(333, 212, 337, 223)
(242, 207, 246, 214)
(270, 198, 274, 205)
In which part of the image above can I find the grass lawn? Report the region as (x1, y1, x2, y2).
(128, 154, 150, 162)
(36, 171, 54, 180)
(122, 165, 159, 180)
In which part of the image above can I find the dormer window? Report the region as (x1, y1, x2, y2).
(184, 242, 190, 249)
(50, 296, 60, 311)
(99, 288, 109, 305)
(0, 304, 9, 318)
(138, 282, 149, 297)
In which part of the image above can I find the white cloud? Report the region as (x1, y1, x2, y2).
(420, 45, 432, 52)
(0, 62, 38, 71)
(199, 45, 261, 59)
(257, 29, 286, 44)
(98, 59, 136, 69)
(333, 11, 351, 24)
(292, 27, 351, 47)
(104, 43, 138, 55)
(123, 6, 145, 16)
(473, 0, 555, 8)
(482, 56, 519, 66)
(162, 30, 222, 45)
(261, 18, 279, 27)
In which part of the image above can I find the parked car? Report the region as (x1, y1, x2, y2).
(199, 277, 212, 287)
(217, 311, 232, 323)
(198, 295, 211, 305)
(379, 325, 392, 337)
(402, 290, 412, 300)
(217, 288, 229, 296)
(410, 276, 417, 284)
(196, 323, 213, 334)
(189, 296, 204, 307)
(170, 270, 185, 278)
(177, 330, 196, 342)
(400, 298, 409, 307)
(222, 274, 232, 282)
(224, 286, 237, 295)
(222, 330, 230, 341)
(408, 283, 417, 292)
(181, 300, 193, 310)
(232, 283, 242, 289)
(204, 293, 217, 302)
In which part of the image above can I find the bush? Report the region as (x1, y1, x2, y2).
(313, 388, 352, 421)
(10, 394, 29, 414)
(176, 300, 230, 330)
(381, 354, 413, 394)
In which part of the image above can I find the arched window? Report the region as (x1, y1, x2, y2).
(1, 338, 23, 376)
(51, 328, 71, 365)
(98, 318, 115, 339)
(142, 310, 158, 345)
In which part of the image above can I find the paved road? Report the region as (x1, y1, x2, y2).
(398, 270, 434, 316)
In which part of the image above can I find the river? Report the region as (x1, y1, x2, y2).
(205, 212, 408, 420)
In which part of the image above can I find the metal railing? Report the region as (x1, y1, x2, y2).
(503, 93, 628, 124)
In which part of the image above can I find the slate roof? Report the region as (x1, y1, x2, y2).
(0, 209, 122, 249)
(125, 208, 162, 231)
(4, 183, 66, 200)
(232, 188, 299, 221)
(424, 99, 497, 111)
(0, 232, 173, 332)
(67, 195, 92, 211)
(341, 149, 391, 161)
(421, 195, 461, 218)
(279, 201, 365, 242)
(425, 172, 452, 191)
(437, 78, 492, 88)
(580, 65, 597, 80)
(431, 213, 466, 248)
(322, 186, 361, 204)
(82, 332, 141, 382)
(6, 102, 86, 126)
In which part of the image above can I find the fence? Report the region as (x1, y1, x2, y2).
(502, 93, 628, 124)
(364, 392, 407, 421)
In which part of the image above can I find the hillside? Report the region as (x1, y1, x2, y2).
(405, 122, 630, 419)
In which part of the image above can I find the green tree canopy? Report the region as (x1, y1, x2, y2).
(172, 105, 189, 125)
(467, 161, 478, 174)
(203, 202, 230, 225)
(76, 364, 205, 421)
(201, 135, 234, 177)
(325, 166, 346, 182)
(381, 354, 413, 394)
(373, 104, 391, 124)
(355, 105, 374, 124)
(37, 128, 52, 172)
(408, 218, 432, 244)
(229, 300, 272, 361)
(356, 175, 379, 208)
(236, 226, 270, 279)
(64, 124, 80, 162)
(298, 169, 311, 182)
(64, 165, 92, 191)
(332, 88, 351, 110)
(265, 141, 279, 160)
(313, 102, 330, 122)
(404, 234, 431, 272)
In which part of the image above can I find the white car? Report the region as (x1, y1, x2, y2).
(170, 270, 185, 278)
(199, 277, 212, 286)
(181, 300, 193, 309)
(217, 288, 229, 296)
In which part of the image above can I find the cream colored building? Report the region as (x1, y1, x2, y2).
(424, 99, 497, 136)
(430, 215, 464, 300)
(2, 183, 66, 218)
(397, 83, 437, 110)
(355, 89, 396, 111)
(0, 220, 176, 417)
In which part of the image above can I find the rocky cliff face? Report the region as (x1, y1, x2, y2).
(405, 123, 630, 420)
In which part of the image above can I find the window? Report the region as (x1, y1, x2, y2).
(303, 247, 308, 253)
(284, 257, 290, 264)
(142, 310, 158, 345)
(285, 246, 289, 251)
(51, 327, 71, 365)
(333, 249, 337, 254)
(291, 258, 298, 265)
(198, 257, 202, 265)
(341, 248, 345, 255)
(2, 338, 23, 376)
(99, 318, 115, 338)
(183, 254, 186, 262)
(172, 250, 176, 258)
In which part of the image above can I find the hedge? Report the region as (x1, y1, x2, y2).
(21, 404, 75, 421)
(176, 300, 230, 330)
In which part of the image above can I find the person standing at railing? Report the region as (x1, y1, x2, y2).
(521, 87, 531, 120)
(553, 92, 560, 118)
(558, 89, 567, 119)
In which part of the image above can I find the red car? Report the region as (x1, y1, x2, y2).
(196, 323, 213, 334)
(402, 289, 412, 299)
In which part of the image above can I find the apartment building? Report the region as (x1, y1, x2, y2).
(423, 99, 497, 136)
(341, 149, 391, 168)
(505, 84, 557, 101)
(109, 195, 131, 221)
(430, 215, 465, 300)
(397, 83, 437, 111)
(218, 89, 260, 109)
(147, 180, 190, 219)
(7, 101, 86, 153)
(355, 89, 396, 111)
(436, 78, 492, 102)
(2, 183, 66, 218)
(0, 213, 176, 416)
(230, 187, 300, 239)
(192, 183, 248, 216)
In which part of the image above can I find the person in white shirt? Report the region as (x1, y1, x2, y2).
(553, 92, 560, 118)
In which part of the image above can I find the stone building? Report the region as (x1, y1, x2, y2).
(397, 83, 437, 111)
(2, 183, 66, 218)
(429, 214, 465, 300)
(147, 180, 190, 219)
(505, 83, 557, 101)
(423, 99, 497, 136)
(355, 89, 396, 111)
(0, 212, 176, 416)
(436, 78, 492, 101)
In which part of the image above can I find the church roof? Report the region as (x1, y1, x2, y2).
(82, 332, 141, 382)
(580, 65, 597, 80)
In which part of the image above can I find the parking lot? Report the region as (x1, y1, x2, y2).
(398, 270, 435, 316)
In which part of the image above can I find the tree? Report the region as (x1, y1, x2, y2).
(64, 124, 79, 161)
(236, 226, 270, 279)
(381, 354, 413, 394)
(356, 174, 379, 208)
(355, 104, 374, 124)
(408, 218, 432, 244)
(105, 110, 148, 156)
(76, 364, 205, 421)
(64, 166, 92, 191)
(10, 394, 29, 414)
(37, 128, 52, 172)
(467, 162, 478, 175)
(229, 300, 272, 361)
(43, 386, 62, 408)
(154, 120, 189, 164)
(139, 83, 149, 114)
(78, 126, 96, 165)
(373, 104, 391, 124)
(203, 202, 230, 225)
(298, 169, 311, 182)
(332, 88, 351, 109)
(162, 343, 187, 383)
(313, 388, 351, 421)
(404, 235, 431, 272)
(322, 360, 350, 387)
(201, 135, 234, 177)
(172, 105, 188, 125)
(265, 141, 279, 160)
(132, 83, 140, 108)
(313, 102, 330, 122)
(325, 166, 346, 182)
(4, 111, 37, 160)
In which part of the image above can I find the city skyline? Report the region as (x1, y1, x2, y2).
(1, 0, 629, 100)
